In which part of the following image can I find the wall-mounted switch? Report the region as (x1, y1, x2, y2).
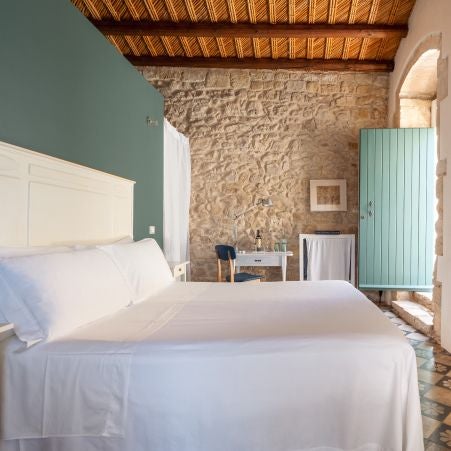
(148, 225, 156, 235)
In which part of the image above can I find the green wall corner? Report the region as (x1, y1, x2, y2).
(0, 0, 164, 243)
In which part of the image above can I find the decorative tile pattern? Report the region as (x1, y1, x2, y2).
(382, 307, 451, 449)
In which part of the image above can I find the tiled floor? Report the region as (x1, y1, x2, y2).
(381, 307, 451, 450)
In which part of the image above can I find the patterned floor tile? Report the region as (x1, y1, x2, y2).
(390, 317, 407, 325)
(437, 378, 451, 391)
(377, 306, 451, 448)
(424, 415, 443, 439)
(407, 332, 431, 341)
(400, 323, 418, 333)
(429, 424, 451, 448)
(417, 348, 436, 359)
(425, 386, 451, 407)
(383, 310, 396, 318)
(422, 360, 450, 374)
(419, 342, 445, 352)
(420, 381, 436, 396)
(435, 354, 451, 367)
(409, 339, 425, 348)
(418, 356, 430, 367)
(418, 368, 446, 385)
(425, 439, 450, 450)
(421, 399, 450, 421)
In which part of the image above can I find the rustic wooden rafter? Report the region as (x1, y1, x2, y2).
(288, 0, 296, 59)
(235, 37, 244, 58)
(126, 55, 394, 71)
(359, 0, 380, 60)
(342, 0, 359, 60)
(325, 0, 337, 59)
(179, 36, 193, 56)
(388, 0, 401, 24)
(308, 0, 316, 24)
(226, 0, 237, 23)
(100, 0, 141, 55)
(93, 20, 408, 39)
(143, 0, 159, 20)
(307, 38, 314, 59)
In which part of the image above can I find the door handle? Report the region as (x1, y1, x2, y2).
(368, 200, 374, 217)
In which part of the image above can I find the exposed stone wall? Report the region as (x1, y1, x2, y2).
(144, 67, 388, 281)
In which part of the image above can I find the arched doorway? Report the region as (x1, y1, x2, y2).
(395, 36, 442, 340)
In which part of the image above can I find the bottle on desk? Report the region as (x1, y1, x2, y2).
(255, 230, 263, 251)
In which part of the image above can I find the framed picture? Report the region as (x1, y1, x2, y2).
(310, 179, 347, 212)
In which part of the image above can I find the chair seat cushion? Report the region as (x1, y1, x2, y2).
(226, 272, 263, 282)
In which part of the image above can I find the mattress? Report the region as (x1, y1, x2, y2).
(0, 281, 423, 451)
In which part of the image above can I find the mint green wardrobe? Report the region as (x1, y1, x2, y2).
(359, 128, 435, 291)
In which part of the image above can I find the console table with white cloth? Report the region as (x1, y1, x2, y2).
(235, 251, 293, 282)
(299, 234, 355, 285)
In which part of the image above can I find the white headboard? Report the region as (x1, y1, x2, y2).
(0, 140, 135, 247)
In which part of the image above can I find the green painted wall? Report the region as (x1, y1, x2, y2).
(0, 0, 164, 243)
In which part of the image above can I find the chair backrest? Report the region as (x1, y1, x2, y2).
(215, 245, 236, 261)
(215, 244, 236, 282)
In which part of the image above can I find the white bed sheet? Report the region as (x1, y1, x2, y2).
(0, 281, 423, 451)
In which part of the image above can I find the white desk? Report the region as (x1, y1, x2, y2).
(235, 251, 293, 282)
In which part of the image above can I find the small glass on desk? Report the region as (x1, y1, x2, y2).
(280, 239, 287, 252)
(274, 242, 280, 252)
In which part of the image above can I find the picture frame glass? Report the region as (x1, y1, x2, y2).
(310, 179, 347, 212)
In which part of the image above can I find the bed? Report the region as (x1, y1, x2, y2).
(0, 141, 423, 451)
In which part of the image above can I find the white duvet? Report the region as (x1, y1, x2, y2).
(0, 281, 423, 451)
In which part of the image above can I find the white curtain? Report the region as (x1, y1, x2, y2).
(163, 119, 191, 268)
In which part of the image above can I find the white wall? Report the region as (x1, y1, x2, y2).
(388, 0, 451, 349)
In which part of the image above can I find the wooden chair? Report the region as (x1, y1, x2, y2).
(215, 245, 264, 283)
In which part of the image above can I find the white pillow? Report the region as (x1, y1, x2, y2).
(0, 249, 132, 345)
(71, 236, 134, 250)
(0, 245, 71, 259)
(98, 239, 174, 303)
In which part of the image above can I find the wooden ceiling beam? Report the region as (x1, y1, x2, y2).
(92, 20, 408, 39)
(126, 55, 394, 71)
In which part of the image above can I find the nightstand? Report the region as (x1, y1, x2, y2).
(168, 261, 190, 282)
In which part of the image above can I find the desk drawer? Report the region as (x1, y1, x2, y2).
(236, 255, 280, 266)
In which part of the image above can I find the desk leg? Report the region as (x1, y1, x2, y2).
(281, 256, 287, 282)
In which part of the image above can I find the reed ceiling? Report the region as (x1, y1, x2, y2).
(71, 0, 416, 71)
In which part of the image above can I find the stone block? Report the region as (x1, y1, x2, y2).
(437, 159, 447, 176)
(230, 71, 251, 89)
(182, 69, 207, 82)
(286, 80, 306, 92)
(437, 57, 448, 101)
(356, 85, 373, 95)
(205, 70, 230, 88)
(274, 71, 290, 81)
(320, 84, 338, 95)
(250, 80, 265, 91)
(306, 81, 320, 93)
(251, 70, 274, 81)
